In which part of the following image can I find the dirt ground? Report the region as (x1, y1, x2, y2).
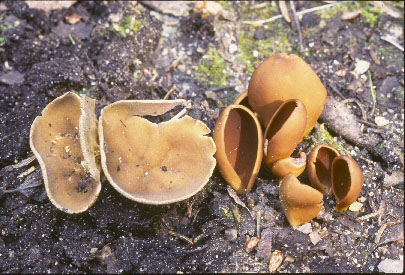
(0, 1, 403, 273)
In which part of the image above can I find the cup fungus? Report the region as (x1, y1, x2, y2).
(307, 144, 340, 194)
(279, 173, 323, 226)
(263, 99, 307, 168)
(248, 53, 327, 137)
(232, 90, 252, 110)
(331, 156, 362, 212)
(99, 99, 216, 204)
(29, 92, 101, 213)
(213, 104, 263, 194)
(271, 151, 306, 178)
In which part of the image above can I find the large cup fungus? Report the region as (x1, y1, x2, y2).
(99, 100, 216, 204)
(248, 53, 327, 138)
(213, 104, 263, 194)
(29, 92, 101, 213)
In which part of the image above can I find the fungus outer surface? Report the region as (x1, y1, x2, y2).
(248, 53, 327, 137)
(307, 144, 340, 194)
(263, 99, 307, 167)
(332, 156, 362, 212)
(213, 104, 263, 194)
(99, 100, 216, 204)
(29, 92, 101, 213)
(271, 152, 306, 178)
(279, 173, 323, 226)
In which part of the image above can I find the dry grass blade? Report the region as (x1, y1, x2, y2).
(227, 185, 254, 219)
(279, 1, 291, 23)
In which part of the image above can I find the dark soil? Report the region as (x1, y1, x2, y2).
(0, 1, 403, 273)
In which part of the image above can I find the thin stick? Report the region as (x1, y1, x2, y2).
(375, 220, 401, 244)
(381, 36, 404, 52)
(340, 98, 367, 121)
(163, 85, 177, 100)
(242, 2, 342, 26)
(290, 1, 303, 52)
(12, 155, 36, 169)
(170, 108, 187, 121)
(168, 230, 194, 245)
(256, 209, 263, 238)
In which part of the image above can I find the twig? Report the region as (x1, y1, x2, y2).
(327, 82, 345, 99)
(381, 36, 404, 52)
(17, 166, 36, 178)
(164, 56, 184, 73)
(340, 98, 367, 121)
(375, 220, 401, 244)
(168, 230, 194, 245)
(358, 201, 385, 221)
(242, 2, 342, 26)
(257, 209, 263, 238)
(250, 2, 267, 10)
(357, 119, 386, 129)
(12, 155, 36, 169)
(170, 108, 187, 121)
(163, 85, 177, 100)
(290, 1, 303, 52)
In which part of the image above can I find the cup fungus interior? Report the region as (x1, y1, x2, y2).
(99, 100, 216, 204)
(29, 92, 101, 213)
(332, 158, 351, 201)
(314, 147, 338, 191)
(223, 107, 259, 188)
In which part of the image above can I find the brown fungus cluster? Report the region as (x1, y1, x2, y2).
(214, 53, 363, 226)
(30, 95, 216, 213)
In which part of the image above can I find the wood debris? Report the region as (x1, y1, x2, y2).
(375, 220, 401, 244)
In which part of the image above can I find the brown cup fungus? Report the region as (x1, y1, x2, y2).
(233, 90, 253, 110)
(279, 173, 323, 226)
(29, 92, 101, 213)
(307, 144, 340, 194)
(271, 151, 306, 178)
(332, 156, 362, 212)
(214, 104, 263, 194)
(263, 99, 307, 168)
(248, 53, 327, 137)
(99, 100, 216, 204)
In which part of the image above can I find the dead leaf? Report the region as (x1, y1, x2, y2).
(204, 90, 224, 108)
(341, 10, 361, 20)
(65, 13, 81, 25)
(193, 1, 223, 19)
(374, 116, 390, 127)
(349, 201, 363, 212)
(227, 185, 253, 218)
(279, 1, 291, 23)
(371, 1, 402, 19)
(369, 49, 380, 65)
(245, 235, 260, 253)
(309, 231, 322, 245)
(351, 59, 370, 78)
(383, 171, 404, 188)
(25, 1, 76, 14)
(335, 69, 347, 77)
(269, 250, 284, 273)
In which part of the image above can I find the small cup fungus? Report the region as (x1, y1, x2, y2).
(331, 155, 362, 212)
(213, 104, 263, 194)
(263, 99, 307, 167)
(279, 173, 324, 226)
(271, 151, 306, 178)
(307, 144, 340, 194)
(99, 99, 216, 204)
(232, 90, 252, 110)
(29, 92, 101, 213)
(248, 53, 327, 137)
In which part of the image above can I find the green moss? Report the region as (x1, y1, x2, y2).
(112, 15, 142, 37)
(220, 206, 235, 222)
(196, 47, 227, 87)
(305, 123, 351, 155)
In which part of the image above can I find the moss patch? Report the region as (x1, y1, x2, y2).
(196, 47, 228, 87)
(112, 15, 142, 37)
